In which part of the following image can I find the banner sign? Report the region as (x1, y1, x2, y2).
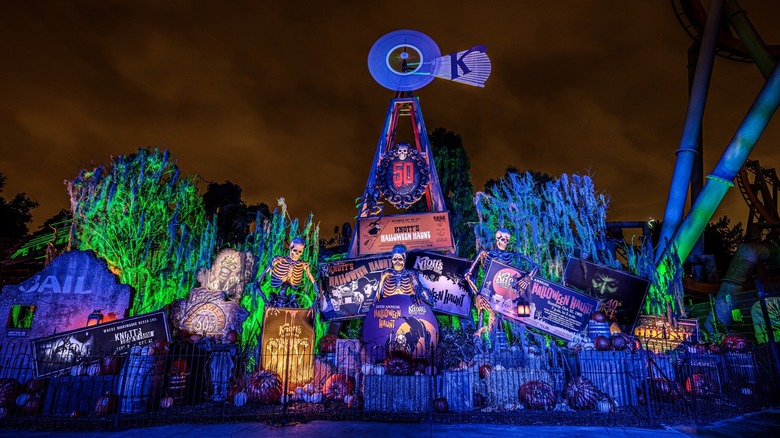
(478, 259, 531, 321)
(361, 294, 438, 364)
(261, 307, 315, 391)
(319, 254, 392, 321)
(32, 310, 169, 377)
(406, 251, 472, 317)
(356, 212, 454, 256)
(519, 276, 599, 341)
(634, 315, 699, 352)
(479, 260, 598, 341)
(563, 257, 650, 331)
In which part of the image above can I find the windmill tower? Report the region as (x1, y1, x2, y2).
(347, 30, 492, 258)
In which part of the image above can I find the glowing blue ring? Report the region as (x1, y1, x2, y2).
(368, 30, 441, 91)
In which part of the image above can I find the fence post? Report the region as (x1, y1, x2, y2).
(756, 279, 780, 395)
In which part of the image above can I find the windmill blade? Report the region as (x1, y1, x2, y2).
(432, 45, 492, 87)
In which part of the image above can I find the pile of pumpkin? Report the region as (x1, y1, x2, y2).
(686, 333, 751, 355)
(225, 369, 362, 409)
(0, 377, 47, 418)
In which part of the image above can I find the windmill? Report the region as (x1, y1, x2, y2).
(347, 30, 492, 258)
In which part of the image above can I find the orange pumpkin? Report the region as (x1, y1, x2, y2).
(518, 381, 556, 410)
(0, 378, 21, 408)
(433, 397, 449, 413)
(323, 374, 354, 400)
(319, 334, 338, 354)
(247, 370, 283, 404)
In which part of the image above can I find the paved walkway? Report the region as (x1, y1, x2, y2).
(6, 408, 779, 438)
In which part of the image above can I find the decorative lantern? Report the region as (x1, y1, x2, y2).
(86, 309, 104, 327)
(516, 296, 531, 318)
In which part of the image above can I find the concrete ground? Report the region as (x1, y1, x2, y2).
(5, 408, 779, 437)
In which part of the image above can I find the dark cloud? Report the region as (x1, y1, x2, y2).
(1, 1, 779, 236)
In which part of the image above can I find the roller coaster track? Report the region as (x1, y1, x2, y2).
(737, 160, 780, 239)
(671, 0, 780, 63)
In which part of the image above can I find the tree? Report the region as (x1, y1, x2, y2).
(67, 148, 216, 315)
(410, 128, 479, 258)
(0, 172, 38, 239)
(484, 166, 555, 196)
(203, 180, 270, 248)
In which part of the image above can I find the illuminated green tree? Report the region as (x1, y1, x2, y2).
(476, 170, 683, 318)
(66, 148, 216, 315)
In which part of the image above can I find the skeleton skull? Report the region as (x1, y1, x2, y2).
(396, 143, 409, 160)
(289, 242, 305, 261)
(495, 229, 511, 251)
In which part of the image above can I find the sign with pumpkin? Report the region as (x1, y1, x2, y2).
(32, 310, 170, 377)
(260, 307, 315, 391)
(361, 294, 438, 365)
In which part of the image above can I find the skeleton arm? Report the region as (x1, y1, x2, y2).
(410, 272, 432, 306)
(256, 257, 283, 286)
(465, 250, 487, 297)
(301, 262, 319, 294)
(376, 271, 391, 302)
(301, 261, 320, 312)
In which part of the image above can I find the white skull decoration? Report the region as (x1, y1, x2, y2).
(495, 229, 511, 251)
(289, 242, 305, 261)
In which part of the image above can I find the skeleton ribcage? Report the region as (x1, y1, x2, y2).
(271, 258, 305, 288)
(382, 271, 415, 297)
(487, 250, 516, 266)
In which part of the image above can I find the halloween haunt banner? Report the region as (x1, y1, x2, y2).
(356, 212, 454, 256)
(361, 295, 438, 364)
(405, 251, 472, 317)
(479, 260, 598, 341)
(319, 254, 391, 321)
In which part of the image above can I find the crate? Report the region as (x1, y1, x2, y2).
(483, 368, 555, 407)
(577, 350, 641, 406)
(363, 375, 431, 413)
(43, 375, 119, 416)
(435, 370, 474, 411)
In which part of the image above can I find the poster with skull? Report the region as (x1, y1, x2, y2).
(319, 254, 391, 321)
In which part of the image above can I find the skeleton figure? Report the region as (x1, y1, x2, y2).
(466, 228, 539, 338)
(257, 237, 319, 308)
(376, 244, 431, 306)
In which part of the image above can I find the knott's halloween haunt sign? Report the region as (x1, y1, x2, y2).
(0, 250, 132, 343)
(519, 276, 599, 341)
(32, 310, 170, 377)
(319, 254, 391, 321)
(361, 294, 438, 364)
(356, 212, 454, 256)
(406, 251, 472, 318)
(563, 257, 650, 333)
(261, 307, 315, 391)
(480, 260, 598, 341)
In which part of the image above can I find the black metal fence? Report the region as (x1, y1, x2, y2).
(0, 336, 777, 431)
